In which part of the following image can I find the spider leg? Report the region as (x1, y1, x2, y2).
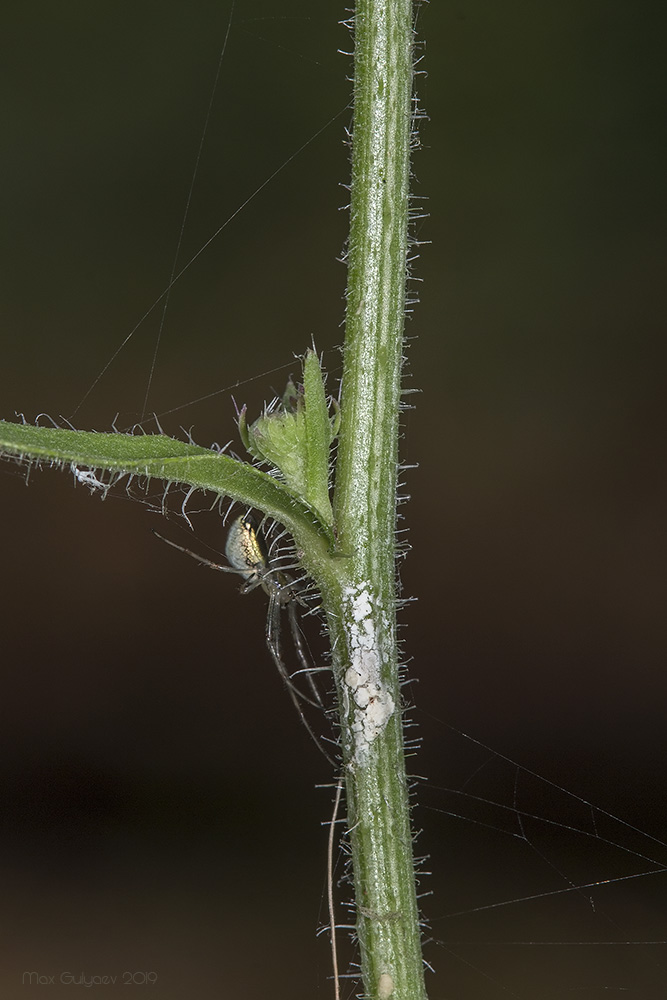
(153, 531, 237, 574)
(265, 591, 335, 766)
(265, 591, 320, 711)
(287, 599, 324, 707)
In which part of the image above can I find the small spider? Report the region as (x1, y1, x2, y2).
(154, 514, 333, 762)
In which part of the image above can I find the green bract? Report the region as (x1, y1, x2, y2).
(238, 349, 339, 527)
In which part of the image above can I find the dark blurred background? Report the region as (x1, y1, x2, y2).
(1, 2, 666, 997)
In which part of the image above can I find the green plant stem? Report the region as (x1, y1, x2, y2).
(319, 0, 427, 997)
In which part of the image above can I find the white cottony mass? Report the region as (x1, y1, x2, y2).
(342, 584, 395, 762)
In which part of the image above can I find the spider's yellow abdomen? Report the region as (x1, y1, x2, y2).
(225, 514, 268, 582)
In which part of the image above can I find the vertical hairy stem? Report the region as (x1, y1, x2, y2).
(323, 1, 427, 997)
